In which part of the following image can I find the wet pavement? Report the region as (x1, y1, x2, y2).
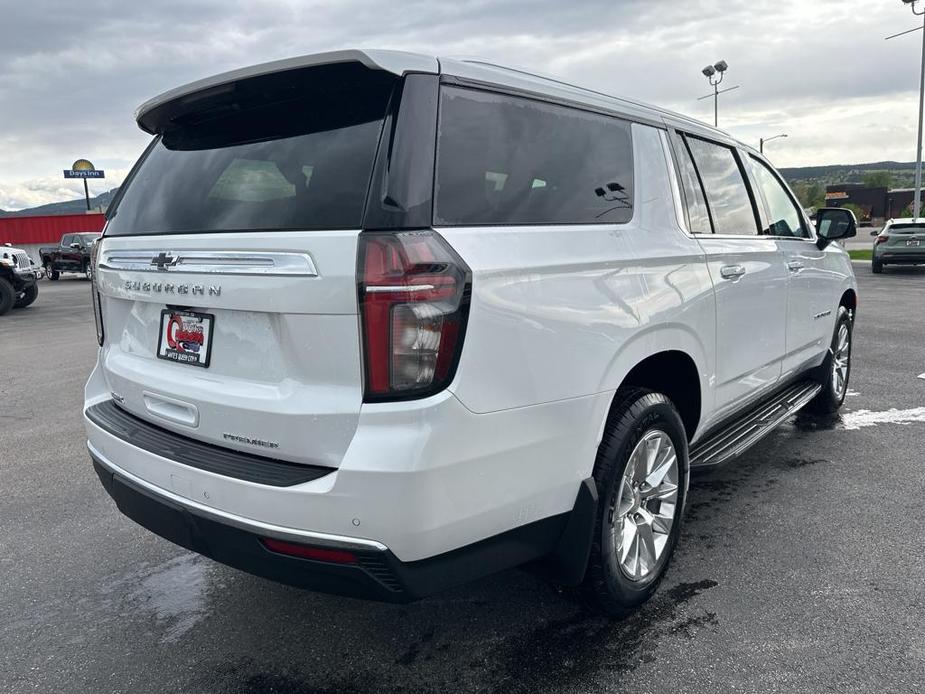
(2, 268, 925, 694)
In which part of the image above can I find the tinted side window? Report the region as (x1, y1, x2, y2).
(61, 235, 72, 246)
(684, 136, 758, 236)
(750, 158, 808, 238)
(670, 131, 712, 234)
(435, 87, 634, 226)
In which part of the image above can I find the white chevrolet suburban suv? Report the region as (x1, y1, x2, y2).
(85, 50, 858, 616)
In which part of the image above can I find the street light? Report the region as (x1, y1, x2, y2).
(890, 0, 925, 218)
(697, 60, 739, 127)
(760, 133, 788, 154)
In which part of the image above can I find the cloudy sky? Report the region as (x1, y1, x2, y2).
(0, 0, 921, 209)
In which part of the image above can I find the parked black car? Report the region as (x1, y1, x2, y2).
(40, 232, 101, 280)
(0, 244, 39, 315)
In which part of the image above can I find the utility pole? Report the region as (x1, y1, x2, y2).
(760, 134, 788, 154)
(916, 8, 925, 218)
(698, 61, 739, 128)
(890, 1, 925, 218)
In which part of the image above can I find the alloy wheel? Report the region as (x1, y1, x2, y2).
(832, 322, 850, 399)
(609, 429, 679, 582)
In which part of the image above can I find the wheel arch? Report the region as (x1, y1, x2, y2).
(599, 328, 707, 445)
(839, 288, 857, 315)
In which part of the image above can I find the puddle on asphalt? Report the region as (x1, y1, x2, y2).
(489, 579, 719, 693)
(101, 552, 214, 643)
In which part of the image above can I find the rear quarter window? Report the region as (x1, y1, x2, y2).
(434, 87, 634, 226)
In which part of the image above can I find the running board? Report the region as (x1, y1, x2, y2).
(689, 380, 822, 469)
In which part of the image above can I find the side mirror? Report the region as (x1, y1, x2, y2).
(869, 230, 879, 236)
(815, 207, 857, 249)
(70, 242, 81, 249)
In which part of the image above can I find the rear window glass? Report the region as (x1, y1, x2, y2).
(889, 223, 925, 231)
(106, 65, 394, 235)
(435, 87, 634, 226)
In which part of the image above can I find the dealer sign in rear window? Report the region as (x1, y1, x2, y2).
(157, 310, 214, 368)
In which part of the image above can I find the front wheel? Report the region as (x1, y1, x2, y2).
(806, 306, 852, 415)
(582, 389, 688, 618)
(0, 278, 14, 315)
(84, 262, 93, 281)
(45, 263, 59, 281)
(13, 283, 38, 309)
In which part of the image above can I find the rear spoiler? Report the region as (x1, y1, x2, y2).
(134, 49, 438, 134)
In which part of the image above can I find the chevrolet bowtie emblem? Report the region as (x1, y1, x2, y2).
(151, 252, 179, 271)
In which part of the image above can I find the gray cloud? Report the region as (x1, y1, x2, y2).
(0, 0, 920, 208)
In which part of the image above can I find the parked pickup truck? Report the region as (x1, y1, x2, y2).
(40, 232, 101, 280)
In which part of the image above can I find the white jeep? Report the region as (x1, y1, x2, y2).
(84, 50, 857, 616)
(0, 244, 39, 315)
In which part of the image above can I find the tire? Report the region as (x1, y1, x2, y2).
(84, 262, 92, 281)
(582, 388, 688, 618)
(871, 258, 883, 274)
(13, 283, 38, 309)
(806, 306, 852, 415)
(0, 278, 14, 315)
(45, 263, 59, 280)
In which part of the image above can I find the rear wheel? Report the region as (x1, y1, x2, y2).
(582, 389, 687, 618)
(0, 278, 14, 315)
(871, 258, 883, 274)
(806, 306, 852, 415)
(13, 283, 38, 309)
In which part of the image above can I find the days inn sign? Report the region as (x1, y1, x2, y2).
(63, 159, 105, 179)
(63, 159, 105, 211)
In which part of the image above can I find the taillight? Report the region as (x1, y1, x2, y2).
(90, 239, 104, 345)
(876, 234, 889, 245)
(358, 231, 470, 401)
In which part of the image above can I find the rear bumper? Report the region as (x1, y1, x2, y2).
(90, 446, 584, 602)
(876, 251, 925, 264)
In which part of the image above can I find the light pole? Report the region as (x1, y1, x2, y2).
(698, 60, 739, 128)
(891, 0, 925, 218)
(760, 133, 788, 154)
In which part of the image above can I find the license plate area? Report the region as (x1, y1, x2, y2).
(907, 239, 921, 247)
(157, 309, 214, 368)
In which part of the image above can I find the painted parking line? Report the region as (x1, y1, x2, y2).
(840, 407, 925, 430)
(919, 373, 925, 380)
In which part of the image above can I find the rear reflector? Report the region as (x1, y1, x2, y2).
(261, 538, 358, 564)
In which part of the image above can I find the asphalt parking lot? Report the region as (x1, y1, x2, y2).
(2, 266, 924, 694)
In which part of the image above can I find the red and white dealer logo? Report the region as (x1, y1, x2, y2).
(165, 314, 204, 354)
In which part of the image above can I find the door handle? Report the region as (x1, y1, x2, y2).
(787, 260, 805, 272)
(720, 264, 746, 280)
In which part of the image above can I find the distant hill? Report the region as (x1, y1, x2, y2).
(0, 188, 119, 218)
(779, 161, 918, 188)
